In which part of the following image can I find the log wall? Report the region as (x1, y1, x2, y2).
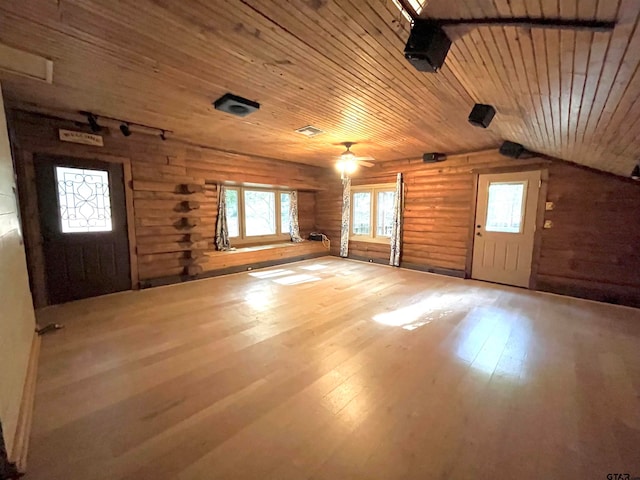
(9, 111, 326, 307)
(537, 162, 640, 306)
(315, 151, 640, 307)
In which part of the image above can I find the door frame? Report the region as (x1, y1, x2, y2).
(16, 150, 138, 306)
(465, 166, 548, 289)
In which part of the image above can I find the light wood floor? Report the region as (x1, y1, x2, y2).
(27, 258, 640, 480)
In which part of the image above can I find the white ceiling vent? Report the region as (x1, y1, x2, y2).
(0, 43, 53, 84)
(295, 125, 324, 137)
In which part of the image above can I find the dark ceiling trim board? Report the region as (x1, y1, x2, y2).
(373, 149, 639, 182)
(438, 18, 616, 32)
(378, 147, 502, 165)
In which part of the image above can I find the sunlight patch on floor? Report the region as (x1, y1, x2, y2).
(249, 269, 295, 279)
(273, 274, 321, 285)
(299, 263, 329, 271)
(455, 308, 531, 380)
(244, 289, 273, 310)
(372, 295, 457, 330)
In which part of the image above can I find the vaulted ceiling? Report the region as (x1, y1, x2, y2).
(0, 0, 638, 175)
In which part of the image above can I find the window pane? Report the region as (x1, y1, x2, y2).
(352, 192, 371, 235)
(280, 192, 291, 234)
(55, 166, 112, 233)
(376, 191, 395, 237)
(225, 189, 240, 237)
(244, 190, 276, 236)
(485, 182, 525, 233)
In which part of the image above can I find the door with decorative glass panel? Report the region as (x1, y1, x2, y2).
(471, 170, 541, 288)
(34, 155, 131, 304)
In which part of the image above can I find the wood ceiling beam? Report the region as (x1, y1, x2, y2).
(438, 17, 616, 32)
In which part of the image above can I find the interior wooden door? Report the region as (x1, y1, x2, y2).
(34, 155, 131, 304)
(471, 170, 541, 288)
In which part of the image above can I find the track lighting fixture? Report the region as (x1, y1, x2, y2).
(120, 123, 132, 137)
(82, 111, 101, 132)
(632, 164, 640, 181)
(77, 111, 171, 139)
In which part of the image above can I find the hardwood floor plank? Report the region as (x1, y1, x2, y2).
(26, 258, 640, 479)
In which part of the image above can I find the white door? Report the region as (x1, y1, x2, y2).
(471, 170, 541, 287)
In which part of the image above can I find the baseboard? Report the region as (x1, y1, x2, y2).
(10, 331, 40, 473)
(347, 254, 389, 266)
(400, 262, 466, 279)
(140, 251, 330, 288)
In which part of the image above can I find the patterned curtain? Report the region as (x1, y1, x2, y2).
(389, 172, 403, 266)
(288, 191, 303, 242)
(215, 184, 231, 251)
(340, 176, 351, 257)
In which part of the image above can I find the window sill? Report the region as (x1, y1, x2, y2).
(209, 241, 326, 255)
(228, 237, 291, 248)
(349, 237, 391, 245)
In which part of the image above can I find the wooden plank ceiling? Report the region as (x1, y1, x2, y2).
(0, 0, 638, 175)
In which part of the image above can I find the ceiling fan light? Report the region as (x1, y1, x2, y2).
(335, 158, 358, 175)
(344, 159, 358, 174)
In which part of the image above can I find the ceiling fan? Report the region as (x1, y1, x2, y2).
(334, 142, 375, 177)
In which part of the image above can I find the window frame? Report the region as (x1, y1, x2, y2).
(350, 183, 395, 244)
(224, 185, 293, 245)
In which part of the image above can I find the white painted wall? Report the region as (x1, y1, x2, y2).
(0, 82, 36, 459)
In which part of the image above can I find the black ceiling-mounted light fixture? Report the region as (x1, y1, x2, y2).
(404, 17, 616, 73)
(81, 111, 101, 132)
(632, 164, 640, 181)
(76, 111, 172, 139)
(120, 123, 132, 137)
(213, 93, 260, 117)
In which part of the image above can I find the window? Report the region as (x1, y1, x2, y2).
(224, 186, 293, 244)
(350, 184, 395, 243)
(55, 166, 112, 233)
(244, 190, 276, 236)
(391, 0, 427, 22)
(485, 182, 526, 233)
(352, 192, 371, 235)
